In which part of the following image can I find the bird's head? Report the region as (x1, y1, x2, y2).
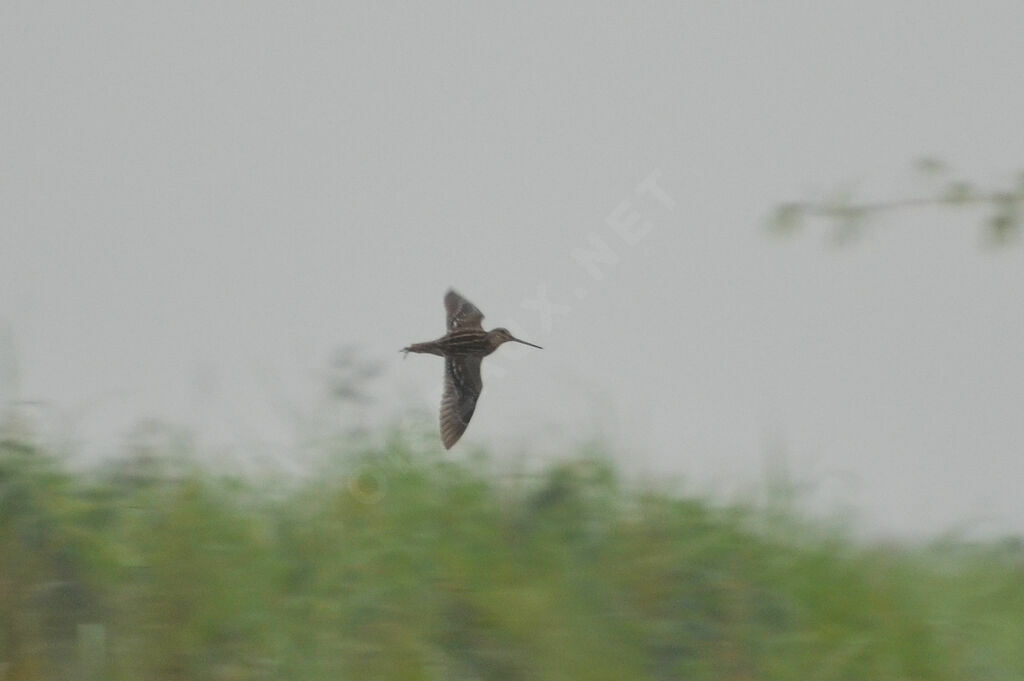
(489, 328, 543, 350)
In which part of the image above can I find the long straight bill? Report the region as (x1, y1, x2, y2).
(511, 337, 542, 349)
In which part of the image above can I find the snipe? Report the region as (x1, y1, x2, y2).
(402, 289, 542, 449)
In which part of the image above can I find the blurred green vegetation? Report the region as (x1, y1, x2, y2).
(1, 430, 1023, 681)
(768, 159, 1024, 246)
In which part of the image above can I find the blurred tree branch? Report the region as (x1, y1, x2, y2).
(326, 345, 382, 405)
(769, 159, 1024, 246)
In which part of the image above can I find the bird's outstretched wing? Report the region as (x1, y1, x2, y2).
(445, 289, 484, 330)
(440, 355, 483, 449)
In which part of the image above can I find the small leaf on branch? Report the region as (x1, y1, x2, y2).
(768, 203, 805, 235)
(942, 181, 975, 204)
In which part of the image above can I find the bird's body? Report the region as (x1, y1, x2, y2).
(403, 328, 508, 358)
(402, 290, 541, 449)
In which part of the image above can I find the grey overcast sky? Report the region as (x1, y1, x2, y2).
(3, 3, 1024, 537)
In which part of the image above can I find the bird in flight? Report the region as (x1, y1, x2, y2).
(402, 289, 542, 449)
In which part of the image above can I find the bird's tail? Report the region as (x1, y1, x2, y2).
(400, 341, 441, 357)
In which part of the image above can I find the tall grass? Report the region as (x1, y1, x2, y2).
(1, 431, 1022, 680)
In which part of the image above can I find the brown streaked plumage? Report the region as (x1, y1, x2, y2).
(402, 289, 542, 449)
